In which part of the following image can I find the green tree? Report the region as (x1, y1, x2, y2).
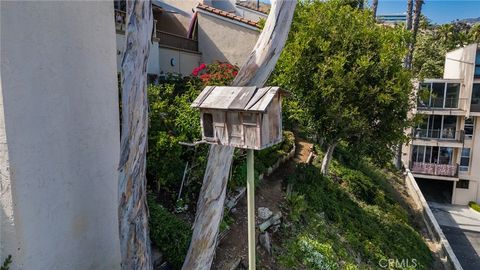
(273, 0, 413, 175)
(413, 20, 480, 78)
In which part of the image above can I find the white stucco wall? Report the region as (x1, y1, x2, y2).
(158, 46, 201, 76)
(197, 13, 259, 66)
(444, 44, 478, 111)
(1, 1, 121, 269)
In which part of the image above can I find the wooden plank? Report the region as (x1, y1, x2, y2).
(200, 86, 240, 109)
(248, 88, 277, 112)
(228, 86, 257, 110)
(191, 86, 215, 107)
(245, 86, 270, 110)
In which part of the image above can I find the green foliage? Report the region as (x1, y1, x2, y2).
(148, 196, 191, 269)
(277, 147, 432, 269)
(286, 192, 308, 222)
(272, 0, 413, 168)
(469, 201, 480, 212)
(413, 20, 480, 78)
(146, 76, 208, 207)
(230, 131, 295, 188)
(1, 255, 12, 270)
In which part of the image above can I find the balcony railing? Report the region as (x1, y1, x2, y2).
(412, 129, 464, 142)
(156, 31, 198, 52)
(417, 97, 468, 111)
(411, 162, 458, 177)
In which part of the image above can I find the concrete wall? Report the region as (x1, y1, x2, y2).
(197, 12, 259, 66)
(0, 1, 121, 269)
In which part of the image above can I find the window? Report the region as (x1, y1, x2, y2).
(431, 83, 445, 108)
(412, 146, 452, 164)
(460, 148, 471, 172)
(464, 117, 475, 139)
(445, 83, 460, 108)
(415, 115, 458, 139)
(472, 84, 480, 112)
(417, 82, 459, 109)
(457, 180, 470, 189)
(203, 113, 214, 138)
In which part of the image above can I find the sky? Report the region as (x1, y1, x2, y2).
(375, 0, 480, 24)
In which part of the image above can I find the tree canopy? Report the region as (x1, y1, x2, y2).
(272, 0, 414, 173)
(413, 18, 480, 78)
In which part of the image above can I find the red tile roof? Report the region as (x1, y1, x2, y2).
(235, 1, 270, 15)
(196, 3, 261, 29)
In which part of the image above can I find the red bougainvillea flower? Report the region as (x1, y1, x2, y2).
(198, 63, 206, 70)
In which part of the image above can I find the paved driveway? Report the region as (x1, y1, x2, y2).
(429, 202, 480, 270)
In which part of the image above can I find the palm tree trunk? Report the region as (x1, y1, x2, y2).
(371, 0, 378, 18)
(406, 0, 413, 31)
(397, 0, 423, 169)
(118, 0, 153, 269)
(181, 1, 297, 269)
(405, 0, 423, 69)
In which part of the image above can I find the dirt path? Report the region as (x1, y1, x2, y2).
(211, 139, 313, 270)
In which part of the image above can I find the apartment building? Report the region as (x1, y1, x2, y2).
(114, 0, 265, 78)
(403, 44, 480, 205)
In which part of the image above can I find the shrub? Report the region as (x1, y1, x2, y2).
(148, 196, 191, 269)
(279, 148, 432, 269)
(1, 255, 12, 270)
(469, 201, 480, 212)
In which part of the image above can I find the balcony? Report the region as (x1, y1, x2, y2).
(412, 129, 464, 143)
(155, 31, 198, 52)
(411, 162, 458, 177)
(417, 97, 468, 113)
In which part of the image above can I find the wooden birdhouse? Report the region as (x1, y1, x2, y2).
(191, 86, 285, 150)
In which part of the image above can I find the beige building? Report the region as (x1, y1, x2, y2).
(403, 44, 480, 205)
(114, 0, 264, 78)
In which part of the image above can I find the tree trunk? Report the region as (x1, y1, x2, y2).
(371, 0, 378, 18)
(182, 1, 296, 269)
(118, 0, 153, 269)
(321, 142, 337, 176)
(405, 0, 423, 68)
(406, 0, 413, 31)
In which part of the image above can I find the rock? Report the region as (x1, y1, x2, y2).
(258, 207, 273, 220)
(259, 232, 272, 254)
(259, 212, 282, 232)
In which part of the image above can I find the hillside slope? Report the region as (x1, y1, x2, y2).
(274, 145, 433, 270)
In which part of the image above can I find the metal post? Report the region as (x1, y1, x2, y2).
(247, 149, 256, 270)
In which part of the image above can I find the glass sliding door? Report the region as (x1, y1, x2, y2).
(445, 83, 460, 108)
(438, 147, 454, 165)
(417, 83, 431, 107)
(471, 84, 480, 112)
(431, 83, 446, 108)
(442, 116, 457, 139)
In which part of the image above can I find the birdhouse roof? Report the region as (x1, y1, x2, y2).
(191, 86, 283, 113)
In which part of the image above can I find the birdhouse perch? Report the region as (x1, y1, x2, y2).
(191, 86, 285, 150)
